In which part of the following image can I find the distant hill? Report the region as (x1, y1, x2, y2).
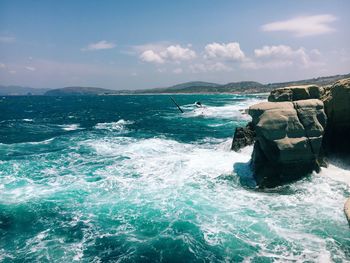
(135, 81, 220, 94)
(264, 73, 350, 90)
(0, 85, 49, 95)
(167, 81, 220, 90)
(1, 73, 349, 96)
(136, 73, 350, 94)
(142, 81, 265, 93)
(44, 86, 119, 96)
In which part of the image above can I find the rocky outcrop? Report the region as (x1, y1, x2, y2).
(322, 78, 350, 161)
(233, 78, 350, 187)
(268, 85, 323, 102)
(231, 122, 255, 151)
(239, 79, 349, 224)
(248, 99, 327, 187)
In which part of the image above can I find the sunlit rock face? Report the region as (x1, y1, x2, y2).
(248, 99, 326, 187)
(268, 85, 324, 102)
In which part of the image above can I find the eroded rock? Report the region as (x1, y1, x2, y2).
(231, 122, 255, 151)
(268, 85, 323, 102)
(248, 99, 326, 187)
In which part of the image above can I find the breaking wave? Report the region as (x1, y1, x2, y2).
(95, 119, 134, 132)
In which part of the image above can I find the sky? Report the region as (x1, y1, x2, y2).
(0, 0, 349, 90)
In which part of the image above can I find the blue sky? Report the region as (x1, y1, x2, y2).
(0, 0, 349, 90)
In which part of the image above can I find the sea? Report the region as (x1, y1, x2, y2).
(0, 94, 349, 262)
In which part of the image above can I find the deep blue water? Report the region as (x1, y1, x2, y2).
(0, 94, 349, 262)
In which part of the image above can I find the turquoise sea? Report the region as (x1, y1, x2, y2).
(0, 94, 349, 262)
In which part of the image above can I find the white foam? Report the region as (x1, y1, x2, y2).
(95, 119, 134, 132)
(1, 134, 350, 261)
(59, 124, 82, 131)
(319, 163, 350, 186)
(182, 98, 262, 120)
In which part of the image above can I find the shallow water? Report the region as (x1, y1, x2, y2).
(0, 94, 349, 262)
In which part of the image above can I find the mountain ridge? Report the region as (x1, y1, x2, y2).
(1, 73, 349, 96)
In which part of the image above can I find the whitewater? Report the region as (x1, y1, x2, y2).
(0, 94, 349, 262)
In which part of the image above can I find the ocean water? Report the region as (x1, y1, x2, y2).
(0, 94, 349, 262)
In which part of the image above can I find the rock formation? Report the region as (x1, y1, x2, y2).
(231, 122, 255, 151)
(322, 78, 350, 162)
(248, 99, 327, 187)
(232, 78, 350, 224)
(268, 85, 324, 102)
(232, 78, 350, 187)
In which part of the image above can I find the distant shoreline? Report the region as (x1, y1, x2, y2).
(2, 92, 270, 97)
(1, 72, 349, 96)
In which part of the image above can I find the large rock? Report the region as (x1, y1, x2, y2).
(268, 85, 323, 102)
(248, 99, 326, 187)
(231, 122, 255, 151)
(322, 78, 350, 159)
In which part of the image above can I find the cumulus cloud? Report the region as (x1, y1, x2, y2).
(81, 40, 116, 51)
(242, 45, 321, 69)
(139, 44, 196, 64)
(140, 50, 165, 64)
(137, 41, 323, 73)
(161, 45, 196, 61)
(204, 42, 245, 61)
(261, 14, 337, 37)
(0, 36, 15, 43)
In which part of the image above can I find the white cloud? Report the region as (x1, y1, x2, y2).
(25, 66, 36, 71)
(137, 41, 323, 73)
(140, 50, 165, 64)
(139, 44, 196, 64)
(242, 45, 321, 69)
(204, 42, 245, 61)
(0, 36, 15, 43)
(254, 45, 306, 59)
(261, 14, 337, 37)
(160, 45, 196, 61)
(0, 63, 6, 69)
(81, 40, 116, 51)
(133, 42, 171, 53)
(8, 70, 16, 74)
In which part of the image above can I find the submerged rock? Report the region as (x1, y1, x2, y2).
(231, 122, 255, 151)
(268, 85, 323, 102)
(322, 78, 350, 161)
(248, 99, 327, 187)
